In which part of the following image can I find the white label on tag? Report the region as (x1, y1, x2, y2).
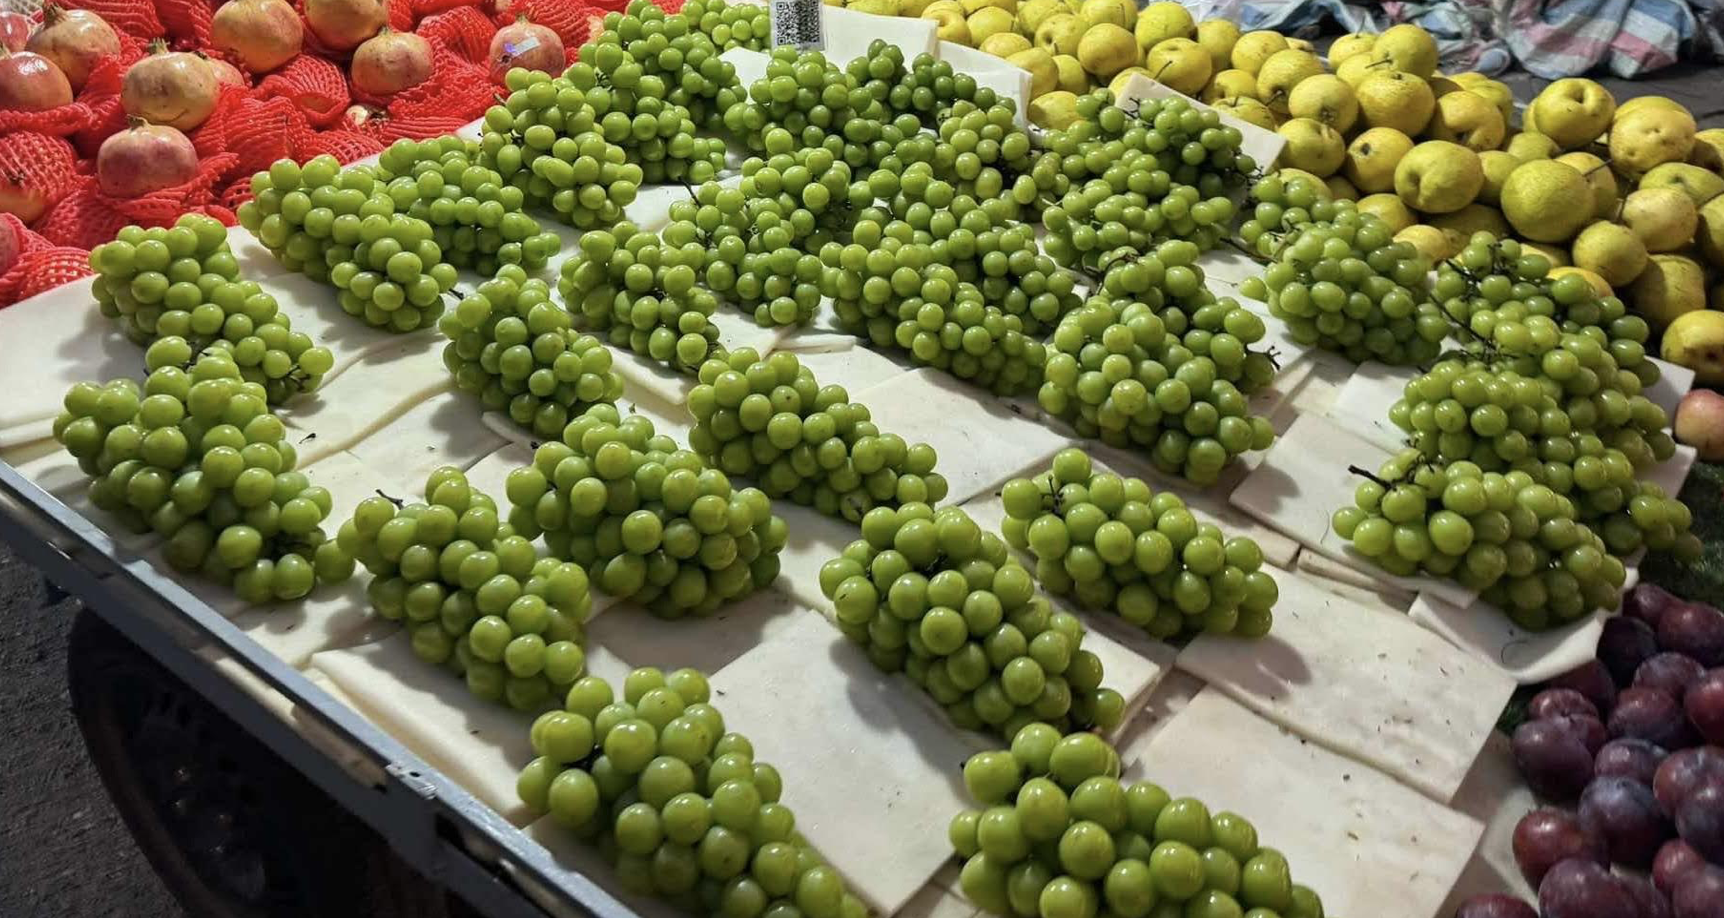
(771, 0, 824, 50)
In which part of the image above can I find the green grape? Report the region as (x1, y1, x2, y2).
(721, 45, 894, 170)
(375, 135, 564, 277)
(558, 221, 724, 373)
(682, 0, 770, 51)
(480, 69, 644, 230)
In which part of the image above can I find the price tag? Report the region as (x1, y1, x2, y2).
(771, 0, 824, 50)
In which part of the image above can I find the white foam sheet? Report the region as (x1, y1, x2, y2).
(13, 446, 89, 497)
(823, 6, 937, 63)
(226, 224, 294, 281)
(1195, 247, 1268, 288)
(1294, 549, 1416, 611)
(936, 42, 1030, 126)
(310, 635, 539, 826)
(1645, 357, 1695, 416)
(345, 389, 509, 496)
(1113, 670, 1207, 760)
(719, 47, 769, 88)
(1064, 611, 1172, 733)
(1083, 445, 1300, 570)
(769, 500, 869, 612)
(778, 339, 913, 396)
(1228, 412, 1479, 607)
(585, 586, 814, 677)
(708, 613, 980, 915)
(1231, 296, 1316, 378)
(1246, 356, 1313, 426)
(1176, 571, 1514, 802)
(1282, 348, 1355, 419)
(1442, 732, 1538, 912)
(0, 276, 138, 440)
(1325, 360, 1417, 453)
(896, 877, 983, 918)
(853, 368, 1073, 505)
(1127, 689, 1484, 918)
(1408, 592, 1607, 685)
(460, 441, 535, 504)
(1648, 443, 1698, 498)
(258, 273, 406, 383)
(230, 577, 399, 668)
(280, 333, 451, 463)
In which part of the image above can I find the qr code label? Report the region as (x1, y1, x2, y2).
(771, 0, 824, 49)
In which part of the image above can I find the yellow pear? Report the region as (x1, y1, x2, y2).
(1394, 140, 1483, 214)
(1288, 37, 1315, 53)
(1107, 66, 1150, 97)
(1143, 37, 1211, 96)
(1521, 241, 1570, 267)
(1690, 128, 1724, 172)
(982, 31, 1033, 57)
(1211, 96, 1276, 131)
(1200, 69, 1257, 103)
(1505, 132, 1560, 162)
(1615, 95, 1687, 122)
(1034, 13, 1084, 56)
(1570, 221, 1649, 287)
(848, 0, 902, 13)
(1629, 254, 1708, 328)
(1621, 187, 1699, 253)
(1548, 266, 1613, 299)
(1015, 0, 1066, 33)
(1008, 47, 1058, 94)
(1077, 23, 1139, 79)
(900, 0, 936, 13)
(1426, 90, 1505, 152)
(1277, 167, 1333, 197)
(961, 0, 1015, 12)
(1052, 54, 1089, 94)
(1335, 53, 1382, 89)
(1431, 203, 1511, 252)
(1286, 73, 1356, 132)
(1328, 32, 1377, 66)
(1357, 193, 1417, 233)
(1254, 49, 1324, 115)
(922, 4, 972, 43)
(1326, 175, 1360, 201)
(1029, 89, 1081, 128)
(1639, 163, 1724, 208)
(967, 7, 1017, 45)
(1278, 118, 1346, 177)
(1372, 23, 1438, 77)
(1552, 151, 1619, 221)
(1396, 224, 1455, 262)
(1230, 30, 1288, 76)
(1457, 76, 1515, 126)
(1428, 75, 1464, 98)
(1700, 196, 1724, 267)
(1343, 126, 1415, 193)
(1662, 310, 1724, 384)
(1500, 160, 1593, 243)
(1611, 107, 1699, 177)
(1195, 19, 1240, 73)
(1077, 0, 1134, 29)
(1135, 1, 1194, 49)
(1356, 71, 1435, 136)
(1530, 78, 1616, 149)
(1476, 150, 1519, 206)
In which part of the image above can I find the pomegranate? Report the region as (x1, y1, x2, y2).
(0, 11, 31, 52)
(304, 0, 387, 52)
(210, 0, 303, 74)
(97, 119, 199, 198)
(0, 49, 73, 111)
(350, 28, 431, 96)
(200, 53, 248, 90)
(488, 16, 564, 82)
(122, 41, 220, 130)
(0, 168, 49, 223)
(26, 4, 120, 92)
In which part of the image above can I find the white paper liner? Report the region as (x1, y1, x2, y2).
(1440, 732, 1538, 913)
(1408, 591, 1607, 686)
(0, 276, 139, 440)
(1324, 360, 1418, 453)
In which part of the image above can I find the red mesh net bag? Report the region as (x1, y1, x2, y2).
(492, 0, 592, 56)
(0, 132, 85, 229)
(61, 0, 167, 40)
(37, 151, 239, 249)
(156, 0, 216, 44)
(0, 215, 97, 309)
(371, 38, 494, 121)
(254, 53, 351, 128)
(416, 6, 496, 62)
(34, 192, 134, 251)
(413, 0, 477, 16)
(70, 51, 147, 156)
(359, 110, 474, 144)
(299, 128, 385, 161)
(0, 101, 96, 138)
(202, 94, 312, 179)
(387, 0, 416, 31)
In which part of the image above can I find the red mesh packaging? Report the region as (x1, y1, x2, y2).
(359, 111, 473, 144)
(189, 84, 254, 158)
(205, 95, 311, 178)
(0, 215, 96, 309)
(416, 6, 495, 62)
(387, 0, 415, 31)
(0, 132, 84, 227)
(70, 53, 144, 156)
(412, 0, 475, 16)
(0, 102, 95, 138)
(35, 192, 133, 251)
(492, 0, 592, 54)
(62, 0, 167, 40)
(38, 151, 238, 249)
(298, 128, 385, 161)
(382, 39, 494, 122)
(156, 0, 216, 44)
(254, 53, 351, 128)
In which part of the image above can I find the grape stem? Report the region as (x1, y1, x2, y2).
(1345, 464, 1392, 488)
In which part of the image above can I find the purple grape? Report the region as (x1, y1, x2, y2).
(1620, 873, 1673, 918)
(1537, 858, 1638, 918)
(1552, 659, 1619, 715)
(1658, 603, 1724, 668)
(1654, 747, 1724, 815)
(1610, 687, 1697, 750)
(1626, 584, 1683, 631)
(1514, 720, 1598, 800)
(1531, 688, 1602, 721)
(1578, 776, 1672, 867)
(1671, 865, 1724, 918)
(1602, 616, 1663, 687)
(1555, 713, 1611, 754)
(1597, 738, 1670, 785)
(1675, 780, 1724, 863)
(1654, 839, 1708, 895)
(1513, 808, 1608, 886)
(1685, 669, 1724, 745)
(1452, 893, 1536, 918)
(1635, 653, 1707, 700)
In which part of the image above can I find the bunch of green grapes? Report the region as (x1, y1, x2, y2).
(374, 136, 563, 276)
(1001, 448, 1277, 640)
(557, 221, 723, 373)
(680, 0, 769, 52)
(90, 215, 334, 405)
(819, 503, 1125, 739)
(337, 467, 593, 711)
(1036, 247, 1278, 485)
(480, 69, 644, 229)
(562, 45, 729, 180)
(54, 352, 352, 603)
(518, 665, 866, 917)
(870, 47, 999, 129)
(880, 102, 1040, 221)
(1235, 171, 1334, 257)
(583, 0, 744, 132)
(1334, 450, 1632, 630)
(720, 46, 889, 169)
(1241, 207, 1450, 366)
(238, 157, 458, 333)
(1041, 170, 1237, 270)
(504, 405, 786, 618)
(951, 729, 1327, 918)
(439, 268, 625, 440)
(1032, 92, 1256, 209)
(686, 349, 948, 520)
(838, 279, 1045, 397)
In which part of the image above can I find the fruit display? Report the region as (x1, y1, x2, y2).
(375, 136, 565, 277)
(722, 45, 893, 167)
(518, 665, 866, 916)
(681, 0, 772, 52)
(1001, 448, 1277, 640)
(503, 404, 786, 619)
(478, 68, 646, 230)
(819, 501, 1125, 739)
(557, 221, 725, 374)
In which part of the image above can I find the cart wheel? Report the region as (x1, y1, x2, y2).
(66, 611, 468, 918)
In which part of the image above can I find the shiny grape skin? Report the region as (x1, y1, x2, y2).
(1577, 775, 1672, 867)
(1671, 864, 1724, 918)
(1512, 808, 1607, 887)
(1595, 738, 1669, 786)
(1635, 653, 1707, 700)
(1685, 669, 1724, 745)
(1600, 615, 1662, 687)
(1514, 720, 1599, 800)
(1551, 659, 1618, 716)
(1625, 583, 1683, 631)
(1618, 873, 1672, 918)
(1530, 688, 1601, 721)
(1608, 687, 1696, 751)
(1654, 747, 1724, 815)
(1537, 857, 1638, 918)
(1674, 780, 1724, 863)
(1452, 893, 1536, 918)
(1653, 838, 1708, 896)
(1657, 603, 1724, 668)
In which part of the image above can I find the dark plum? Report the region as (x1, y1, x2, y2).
(1620, 873, 1673, 918)
(1636, 653, 1707, 700)
(1610, 687, 1697, 750)
(1452, 893, 1537, 918)
(1552, 713, 1611, 754)
(1671, 865, 1724, 918)
(1658, 603, 1724, 668)
(1597, 738, 1671, 786)
(1675, 780, 1724, 864)
(1513, 808, 1608, 886)
(1552, 659, 1619, 715)
(1654, 747, 1724, 814)
(1531, 688, 1602, 721)
(1626, 584, 1683, 631)
(1602, 616, 1663, 686)
(1685, 670, 1724, 745)
(1537, 858, 1639, 918)
(1514, 720, 1598, 800)
(1654, 839, 1709, 896)
(1578, 776, 1672, 866)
